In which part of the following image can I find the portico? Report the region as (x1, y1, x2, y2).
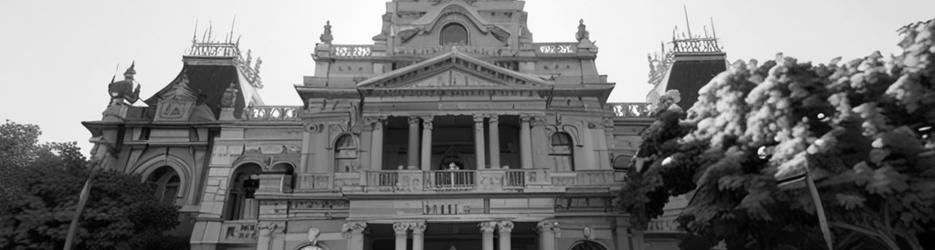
(367, 113, 533, 172)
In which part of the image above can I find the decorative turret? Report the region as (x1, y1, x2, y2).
(645, 8, 726, 108)
(107, 62, 141, 105)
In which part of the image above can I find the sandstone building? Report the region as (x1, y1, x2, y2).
(83, 1, 723, 249)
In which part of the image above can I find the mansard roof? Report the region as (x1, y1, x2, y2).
(356, 48, 552, 89)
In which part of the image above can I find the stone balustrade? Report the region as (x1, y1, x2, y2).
(534, 42, 578, 55)
(290, 169, 625, 194)
(243, 106, 301, 121)
(609, 102, 653, 118)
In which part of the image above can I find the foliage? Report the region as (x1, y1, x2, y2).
(0, 120, 42, 168)
(620, 19, 935, 250)
(0, 121, 180, 250)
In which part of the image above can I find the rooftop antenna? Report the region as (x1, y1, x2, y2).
(683, 5, 692, 38)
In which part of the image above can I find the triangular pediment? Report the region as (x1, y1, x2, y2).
(357, 50, 551, 89)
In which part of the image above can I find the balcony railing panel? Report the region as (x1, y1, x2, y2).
(219, 220, 257, 243)
(424, 170, 475, 191)
(296, 173, 332, 191)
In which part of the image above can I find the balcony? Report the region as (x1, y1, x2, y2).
(290, 169, 626, 194)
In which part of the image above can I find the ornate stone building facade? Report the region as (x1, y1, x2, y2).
(82, 1, 724, 250)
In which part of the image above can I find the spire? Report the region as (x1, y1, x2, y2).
(123, 61, 136, 80)
(683, 5, 692, 38)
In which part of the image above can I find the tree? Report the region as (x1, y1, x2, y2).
(619, 19, 935, 250)
(0, 121, 181, 250)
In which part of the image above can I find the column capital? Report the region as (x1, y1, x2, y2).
(408, 116, 421, 125)
(519, 114, 532, 122)
(488, 115, 499, 123)
(422, 118, 433, 130)
(536, 220, 559, 231)
(393, 222, 411, 235)
(342, 221, 368, 238)
(478, 221, 497, 233)
(473, 114, 486, 123)
(497, 221, 514, 233)
(410, 222, 427, 234)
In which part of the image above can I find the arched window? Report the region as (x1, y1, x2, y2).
(440, 23, 468, 45)
(147, 166, 181, 206)
(549, 132, 575, 171)
(269, 163, 295, 192)
(334, 134, 358, 172)
(226, 163, 261, 220)
(570, 240, 608, 250)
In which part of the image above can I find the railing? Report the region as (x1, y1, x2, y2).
(392, 45, 517, 57)
(331, 45, 373, 57)
(293, 169, 624, 193)
(609, 102, 653, 118)
(671, 37, 722, 54)
(297, 173, 332, 191)
(244, 106, 301, 121)
(424, 170, 475, 191)
(550, 170, 620, 186)
(646, 216, 682, 233)
(534, 43, 578, 55)
(220, 220, 257, 242)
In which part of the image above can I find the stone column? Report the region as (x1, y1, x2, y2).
(473, 115, 487, 169)
(488, 115, 500, 169)
(520, 115, 533, 169)
(408, 116, 420, 169)
(343, 222, 367, 250)
(479, 221, 497, 250)
(498, 221, 514, 250)
(536, 220, 559, 250)
(393, 222, 410, 250)
(411, 222, 427, 250)
(420, 116, 433, 171)
(370, 118, 384, 171)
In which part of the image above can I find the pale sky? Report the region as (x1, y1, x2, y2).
(1, 0, 933, 156)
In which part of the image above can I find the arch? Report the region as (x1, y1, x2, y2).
(549, 132, 575, 171)
(225, 163, 262, 220)
(333, 134, 359, 172)
(440, 23, 469, 45)
(133, 153, 192, 205)
(569, 240, 608, 250)
(146, 166, 181, 205)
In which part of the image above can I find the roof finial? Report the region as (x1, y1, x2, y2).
(683, 5, 692, 38)
(124, 61, 136, 80)
(192, 19, 199, 43)
(320, 20, 334, 44)
(228, 16, 237, 43)
(576, 19, 590, 42)
(710, 17, 717, 39)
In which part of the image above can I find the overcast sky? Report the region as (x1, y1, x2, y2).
(1, 0, 933, 156)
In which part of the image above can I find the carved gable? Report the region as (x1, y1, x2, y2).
(154, 76, 199, 122)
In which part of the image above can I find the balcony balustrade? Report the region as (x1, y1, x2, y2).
(290, 169, 625, 194)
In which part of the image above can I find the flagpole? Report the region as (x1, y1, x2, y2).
(63, 165, 100, 250)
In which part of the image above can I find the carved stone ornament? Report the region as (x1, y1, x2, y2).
(320, 21, 333, 44)
(393, 222, 411, 234)
(307, 227, 321, 244)
(341, 221, 367, 238)
(497, 221, 514, 233)
(478, 221, 497, 233)
(410, 222, 427, 233)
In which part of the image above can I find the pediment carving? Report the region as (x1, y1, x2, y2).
(357, 51, 550, 89)
(154, 74, 199, 121)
